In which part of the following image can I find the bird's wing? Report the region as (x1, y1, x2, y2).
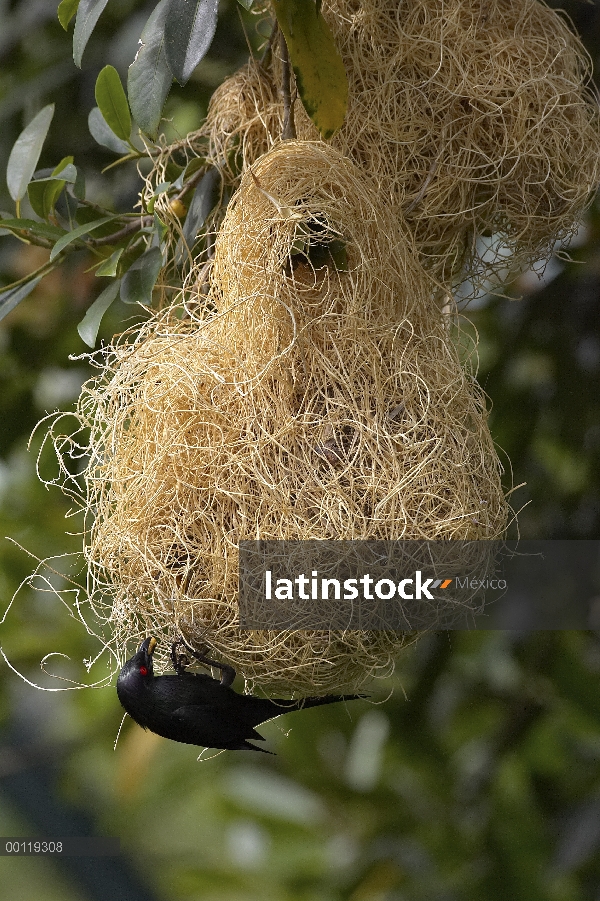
(170, 704, 266, 746)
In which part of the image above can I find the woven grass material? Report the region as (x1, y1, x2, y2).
(79, 142, 508, 693)
(196, 0, 600, 291)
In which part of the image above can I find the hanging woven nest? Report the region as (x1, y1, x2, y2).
(76, 142, 508, 693)
(192, 0, 600, 292)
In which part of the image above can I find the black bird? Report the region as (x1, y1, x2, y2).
(117, 636, 364, 753)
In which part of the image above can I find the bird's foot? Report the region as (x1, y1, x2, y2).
(171, 637, 236, 687)
(170, 641, 190, 675)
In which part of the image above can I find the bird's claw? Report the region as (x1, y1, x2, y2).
(171, 637, 237, 687)
(170, 645, 190, 675)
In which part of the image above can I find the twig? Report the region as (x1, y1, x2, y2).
(280, 32, 296, 140)
(76, 197, 117, 216)
(173, 165, 207, 205)
(2, 228, 53, 250)
(261, 20, 279, 66)
(88, 216, 153, 248)
(0, 258, 57, 293)
(101, 151, 145, 174)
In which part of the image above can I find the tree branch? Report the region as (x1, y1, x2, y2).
(261, 20, 279, 66)
(6, 230, 53, 250)
(174, 166, 207, 205)
(88, 216, 153, 248)
(280, 32, 296, 140)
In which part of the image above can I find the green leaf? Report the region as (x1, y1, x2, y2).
(73, 0, 110, 67)
(0, 217, 66, 241)
(88, 107, 131, 155)
(27, 156, 77, 219)
(153, 213, 169, 244)
(165, 161, 184, 183)
(120, 246, 163, 304)
(6, 105, 55, 203)
(164, 0, 219, 85)
(95, 66, 132, 143)
(27, 157, 78, 218)
(236, 0, 255, 8)
(128, 0, 173, 139)
(51, 159, 78, 182)
(183, 157, 207, 180)
(182, 167, 220, 248)
(95, 248, 124, 277)
(273, 0, 347, 139)
(29, 158, 79, 219)
(328, 239, 348, 272)
(72, 167, 86, 200)
(50, 215, 121, 261)
(57, 0, 80, 30)
(28, 179, 65, 220)
(77, 279, 121, 346)
(0, 277, 43, 323)
(48, 163, 77, 185)
(75, 206, 113, 226)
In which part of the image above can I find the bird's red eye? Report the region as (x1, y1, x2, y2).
(139, 666, 148, 676)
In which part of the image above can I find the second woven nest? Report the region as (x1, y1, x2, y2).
(198, 0, 600, 291)
(80, 143, 508, 692)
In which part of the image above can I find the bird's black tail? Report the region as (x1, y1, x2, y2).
(243, 693, 366, 730)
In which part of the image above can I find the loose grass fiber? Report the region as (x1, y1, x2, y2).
(197, 0, 600, 291)
(77, 142, 508, 693)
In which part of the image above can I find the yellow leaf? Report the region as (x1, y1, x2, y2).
(273, 0, 348, 139)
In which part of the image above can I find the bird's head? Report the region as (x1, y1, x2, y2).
(117, 636, 157, 687)
(116, 637, 159, 726)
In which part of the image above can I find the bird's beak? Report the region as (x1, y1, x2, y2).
(139, 636, 157, 656)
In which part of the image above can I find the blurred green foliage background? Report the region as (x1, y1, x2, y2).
(0, 2, 600, 899)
